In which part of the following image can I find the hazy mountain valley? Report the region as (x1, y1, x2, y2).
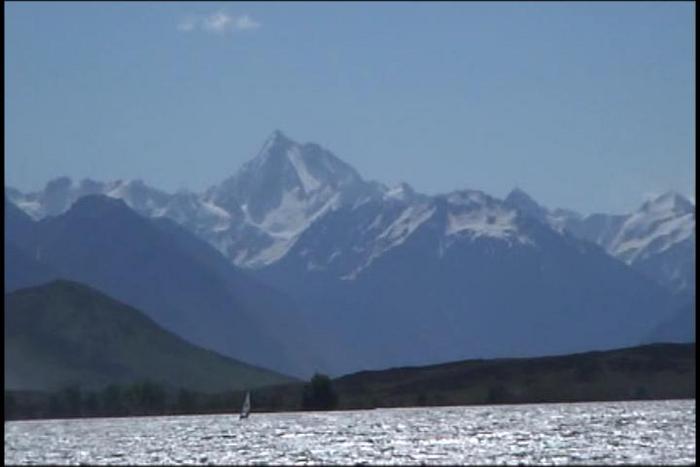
(5, 131, 695, 382)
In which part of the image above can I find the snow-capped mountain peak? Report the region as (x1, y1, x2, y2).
(245, 129, 294, 172)
(384, 182, 422, 203)
(509, 189, 695, 294)
(505, 187, 543, 212)
(211, 131, 370, 225)
(200, 131, 384, 267)
(6, 133, 694, 294)
(610, 191, 695, 263)
(640, 191, 694, 216)
(236, 131, 365, 197)
(442, 190, 532, 245)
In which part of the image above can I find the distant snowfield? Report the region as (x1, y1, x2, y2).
(5, 131, 695, 292)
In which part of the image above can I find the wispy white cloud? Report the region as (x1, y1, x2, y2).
(235, 14, 261, 31)
(178, 11, 261, 35)
(177, 17, 196, 32)
(203, 11, 233, 34)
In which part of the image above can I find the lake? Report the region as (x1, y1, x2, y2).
(4, 399, 695, 465)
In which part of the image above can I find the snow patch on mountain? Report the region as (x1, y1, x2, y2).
(504, 188, 574, 234)
(446, 208, 517, 239)
(197, 131, 384, 268)
(442, 191, 534, 248)
(609, 192, 695, 263)
(105, 180, 132, 200)
(612, 212, 694, 262)
(248, 238, 297, 268)
(336, 202, 435, 280)
(6, 133, 694, 296)
(379, 203, 436, 247)
(286, 146, 321, 193)
(504, 188, 695, 294)
(199, 200, 233, 231)
(256, 187, 340, 235)
(11, 199, 43, 220)
(365, 213, 386, 233)
(333, 190, 540, 280)
(384, 182, 424, 203)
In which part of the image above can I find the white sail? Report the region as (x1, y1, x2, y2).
(240, 392, 251, 419)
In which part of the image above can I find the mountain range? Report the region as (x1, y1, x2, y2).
(5, 195, 331, 378)
(7, 131, 694, 296)
(5, 130, 695, 376)
(504, 188, 695, 297)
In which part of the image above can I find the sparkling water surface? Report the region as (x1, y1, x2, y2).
(4, 399, 695, 465)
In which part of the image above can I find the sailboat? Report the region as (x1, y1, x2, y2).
(239, 391, 251, 419)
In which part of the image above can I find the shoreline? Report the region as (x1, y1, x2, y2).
(5, 342, 694, 422)
(5, 396, 695, 423)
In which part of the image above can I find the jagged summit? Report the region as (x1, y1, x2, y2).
(238, 131, 365, 195)
(66, 194, 135, 218)
(250, 130, 295, 167)
(504, 187, 549, 222)
(505, 187, 541, 207)
(641, 191, 694, 215)
(610, 191, 695, 260)
(268, 129, 295, 148)
(209, 131, 374, 225)
(44, 176, 73, 191)
(271, 128, 287, 139)
(385, 182, 419, 202)
(5, 132, 694, 291)
(199, 132, 383, 266)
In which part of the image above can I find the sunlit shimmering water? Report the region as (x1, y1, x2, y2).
(4, 399, 695, 465)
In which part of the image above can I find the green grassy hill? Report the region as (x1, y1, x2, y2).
(5, 280, 295, 393)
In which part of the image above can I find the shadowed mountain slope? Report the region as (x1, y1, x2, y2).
(4, 195, 329, 378)
(5, 280, 295, 392)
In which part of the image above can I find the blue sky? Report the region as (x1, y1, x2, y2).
(5, 2, 695, 214)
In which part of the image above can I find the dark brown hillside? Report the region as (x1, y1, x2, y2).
(329, 343, 695, 409)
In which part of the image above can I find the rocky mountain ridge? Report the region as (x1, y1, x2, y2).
(7, 131, 694, 296)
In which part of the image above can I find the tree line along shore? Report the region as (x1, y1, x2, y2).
(5, 343, 694, 421)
